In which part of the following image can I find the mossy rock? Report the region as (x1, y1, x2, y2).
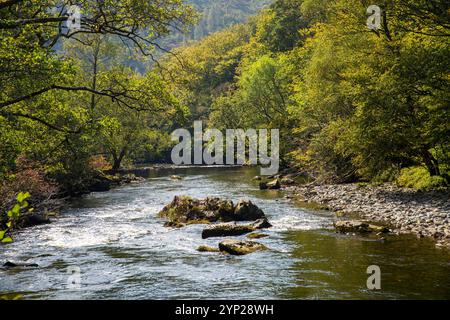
(159, 196, 266, 226)
(197, 245, 220, 253)
(218, 240, 267, 255)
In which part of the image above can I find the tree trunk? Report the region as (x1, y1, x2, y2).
(422, 149, 440, 176)
(111, 149, 126, 174)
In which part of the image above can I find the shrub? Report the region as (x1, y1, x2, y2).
(396, 166, 447, 191)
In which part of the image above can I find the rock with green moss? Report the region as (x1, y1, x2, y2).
(159, 196, 266, 226)
(197, 245, 221, 253)
(334, 220, 389, 234)
(218, 240, 267, 255)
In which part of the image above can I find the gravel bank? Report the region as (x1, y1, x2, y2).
(283, 183, 450, 247)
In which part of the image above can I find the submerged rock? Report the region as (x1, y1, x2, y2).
(159, 196, 265, 225)
(18, 214, 50, 228)
(3, 261, 39, 268)
(218, 240, 267, 255)
(202, 224, 255, 239)
(334, 220, 389, 234)
(170, 175, 183, 180)
(246, 233, 269, 239)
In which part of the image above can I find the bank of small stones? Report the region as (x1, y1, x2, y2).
(283, 183, 450, 247)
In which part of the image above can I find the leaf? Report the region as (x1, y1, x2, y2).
(0, 230, 5, 239)
(1, 237, 13, 243)
(6, 222, 12, 228)
(12, 204, 21, 215)
(17, 192, 30, 203)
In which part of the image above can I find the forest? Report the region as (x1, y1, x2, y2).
(0, 0, 449, 240)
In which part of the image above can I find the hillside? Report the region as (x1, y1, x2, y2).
(160, 0, 273, 49)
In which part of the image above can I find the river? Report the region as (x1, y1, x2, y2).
(1, 166, 450, 299)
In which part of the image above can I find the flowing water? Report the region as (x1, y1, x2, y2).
(1, 166, 450, 299)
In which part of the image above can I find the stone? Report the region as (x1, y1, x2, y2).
(3, 261, 39, 268)
(202, 224, 255, 239)
(251, 218, 272, 229)
(231, 199, 266, 221)
(218, 240, 267, 255)
(246, 233, 269, 239)
(266, 179, 281, 190)
(196, 246, 220, 253)
(159, 196, 266, 226)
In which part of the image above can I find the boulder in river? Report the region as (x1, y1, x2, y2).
(228, 199, 265, 222)
(259, 182, 268, 190)
(201, 223, 255, 239)
(334, 220, 389, 234)
(159, 196, 265, 225)
(218, 240, 267, 255)
(170, 175, 183, 180)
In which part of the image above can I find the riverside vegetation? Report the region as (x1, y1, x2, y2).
(0, 0, 449, 248)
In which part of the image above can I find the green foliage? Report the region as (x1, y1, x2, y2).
(397, 167, 447, 191)
(165, 0, 449, 188)
(0, 1, 197, 196)
(1, 192, 31, 243)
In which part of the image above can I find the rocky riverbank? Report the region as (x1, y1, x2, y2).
(283, 182, 450, 248)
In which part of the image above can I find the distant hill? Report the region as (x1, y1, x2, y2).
(160, 0, 273, 50)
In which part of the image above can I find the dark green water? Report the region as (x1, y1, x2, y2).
(1, 166, 449, 299)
